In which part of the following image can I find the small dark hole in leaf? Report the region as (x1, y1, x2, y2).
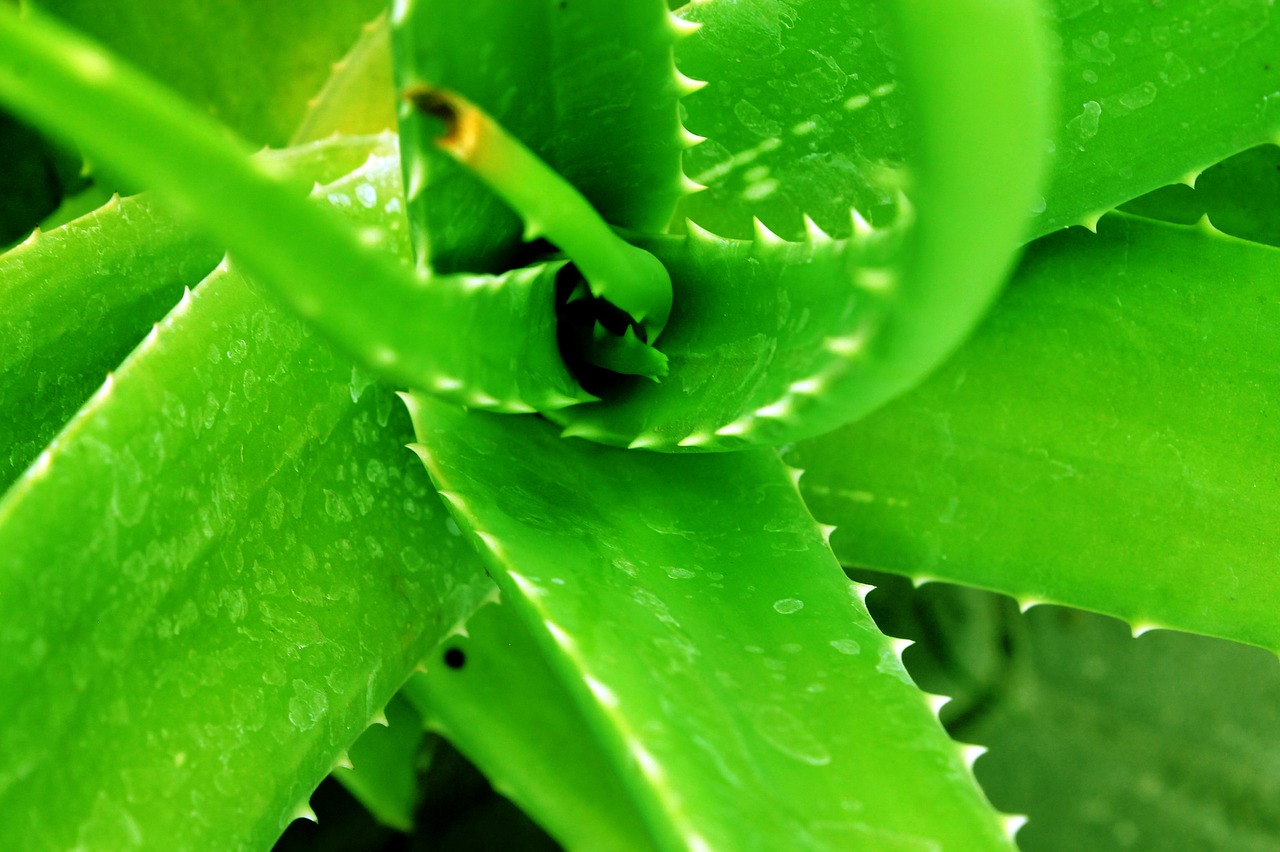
(444, 647, 466, 669)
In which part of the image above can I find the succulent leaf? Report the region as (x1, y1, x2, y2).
(0, 133, 394, 488)
(0, 255, 491, 849)
(792, 213, 1280, 652)
(403, 393, 1015, 850)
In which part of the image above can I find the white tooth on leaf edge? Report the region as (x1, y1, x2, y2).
(288, 802, 318, 824)
(674, 71, 708, 95)
(1130, 621, 1159, 638)
(925, 693, 952, 716)
(678, 126, 707, 148)
(888, 637, 914, 658)
(668, 13, 702, 37)
(1002, 815, 1029, 839)
(960, 744, 988, 770)
(1017, 596, 1045, 614)
(679, 173, 708, 195)
(752, 217, 785, 245)
(850, 208, 873, 237)
(802, 214, 829, 240)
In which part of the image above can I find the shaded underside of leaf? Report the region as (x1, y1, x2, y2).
(790, 213, 1280, 652)
(32, 0, 384, 147)
(1122, 143, 1280, 248)
(973, 606, 1280, 850)
(391, 0, 687, 273)
(404, 395, 1014, 851)
(675, 0, 1280, 240)
(331, 694, 428, 833)
(863, 575, 1280, 851)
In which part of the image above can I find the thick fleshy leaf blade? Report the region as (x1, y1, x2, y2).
(0, 134, 391, 489)
(0, 185, 490, 851)
(404, 396, 1014, 851)
(675, 0, 1280, 240)
(791, 214, 1280, 651)
(402, 598, 653, 851)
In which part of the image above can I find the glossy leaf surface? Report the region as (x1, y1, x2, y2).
(0, 257, 490, 847)
(792, 213, 1280, 651)
(675, 0, 1280, 239)
(0, 134, 389, 489)
(404, 396, 1012, 851)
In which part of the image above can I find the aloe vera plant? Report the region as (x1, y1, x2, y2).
(1, 0, 1279, 849)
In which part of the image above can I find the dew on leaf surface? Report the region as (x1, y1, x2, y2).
(773, 598, 804, 614)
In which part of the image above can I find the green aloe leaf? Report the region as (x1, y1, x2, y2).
(403, 394, 1015, 850)
(970, 607, 1280, 850)
(401, 598, 652, 851)
(1123, 143, 1280, 248)
(32, 0, 383, 146)
(675, 0, 1280, 240)
(863, 577, 1280, 851)
(331, 694, 429, 833)
(290, 14, 396, 146)
(790, 213, 1280, 652)
(0, 8, 588, 412)
(551, 0, 1050, 451)
(0, 133, 391, 489)
(0, 223, 491, 848)
(391, 0, 688, 273)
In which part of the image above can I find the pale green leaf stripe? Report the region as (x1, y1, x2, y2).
(791, 214, 1280, 653)
(404, 395, 1015, 851)
(0, 190, 490, 851)
(0, 133, 391, 490)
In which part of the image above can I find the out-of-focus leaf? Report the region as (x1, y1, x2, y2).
(791, 213, 1280, 651)
(290, 14, 395, 145)
(855, 573, 1280, 852)
(404, 396, 1015, 851)
(0, 109, 84, 245)
(32, 0, 383, 146)
(971, 607, 1280, 851)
